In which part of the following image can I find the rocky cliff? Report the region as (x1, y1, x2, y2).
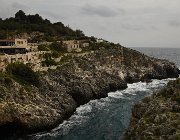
(124, 78, 180, 140)
(0, 45, 179, 138)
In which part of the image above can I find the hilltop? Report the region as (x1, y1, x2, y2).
(0, 10, 86, 42)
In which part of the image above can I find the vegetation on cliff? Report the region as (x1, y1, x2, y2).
(42, 53, 58, 66)
(4, 63, 39, 87)
(124, 78, 180, 140)
(0, 10, 85, 41)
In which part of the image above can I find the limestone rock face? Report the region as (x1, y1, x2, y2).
(0, 78, 77, 136)
(0, 46, 179, 137)
(124, 79, 180, 140)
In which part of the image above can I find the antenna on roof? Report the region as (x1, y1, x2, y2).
(6, 29, 9, 39)
(121, 47, 124, 66)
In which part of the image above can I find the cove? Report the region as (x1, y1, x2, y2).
(29, 78, 175, 140)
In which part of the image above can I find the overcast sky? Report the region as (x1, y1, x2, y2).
(0, 0, 180, 48)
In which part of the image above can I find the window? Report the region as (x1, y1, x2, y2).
(17, 41, 24, 45)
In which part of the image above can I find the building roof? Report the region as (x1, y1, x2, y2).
(0, 39, 15, 42)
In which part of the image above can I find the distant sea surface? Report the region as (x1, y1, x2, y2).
(132, 47, 180, 68)
(22, 48, 180, 140)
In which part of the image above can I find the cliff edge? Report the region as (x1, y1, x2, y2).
(124, 78, 180, 140)
(0, 45, 179, 138)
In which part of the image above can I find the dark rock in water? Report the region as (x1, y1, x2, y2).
(0, 46, 179, 137)
(123, 78, 180, 140)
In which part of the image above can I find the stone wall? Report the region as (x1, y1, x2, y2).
(0, 51, 47, 71)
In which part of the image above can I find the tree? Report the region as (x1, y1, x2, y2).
(27, 14, 43, 24)
(90, 36, 96, 42)
(15, 10, 26, 21)
(49, 41, 66, 52)
(75, 29, 85, 37)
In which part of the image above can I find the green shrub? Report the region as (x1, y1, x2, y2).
(0, 72, 12, 85)
(60, 55, 72, 63)
(43, 53, 52, 59)
(4, 77, 12, 85)
(49, 41, 67, 53)
(6, 62, 39, 87)
(52, 51, 60, 58)
(172, 93, 180, 104)
(42, 53, 57, 66)
(42, 59, 57, 66)
(38, 45, 49, 51)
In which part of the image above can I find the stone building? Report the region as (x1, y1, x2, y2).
(62, 40, 89, 52)
(0, 38, 38, 54)
(96, 38, 104, 43)
(15, 39, 28, 47)
(79, 40, 90, 48)
(63, 40, 80, 52)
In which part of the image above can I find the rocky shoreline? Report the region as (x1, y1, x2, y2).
(0, 45, 179, 138)
(124, 78, 180, 140)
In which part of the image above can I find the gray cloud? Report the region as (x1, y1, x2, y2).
(12, 2, 28, 10)
(40, 11, 67, 21)
(120, 23, 145, 31)
(168, 20, 180, 27)
(81, 4, 121, 17)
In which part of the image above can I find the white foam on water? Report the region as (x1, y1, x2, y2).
(148, 78, 176, 89)
(33, 99, 108, 139)
(89, 99, 107, 108)
(76, 104, 92, 115)
(108, 91, 123, 99)
(108, 78, 175, 99)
